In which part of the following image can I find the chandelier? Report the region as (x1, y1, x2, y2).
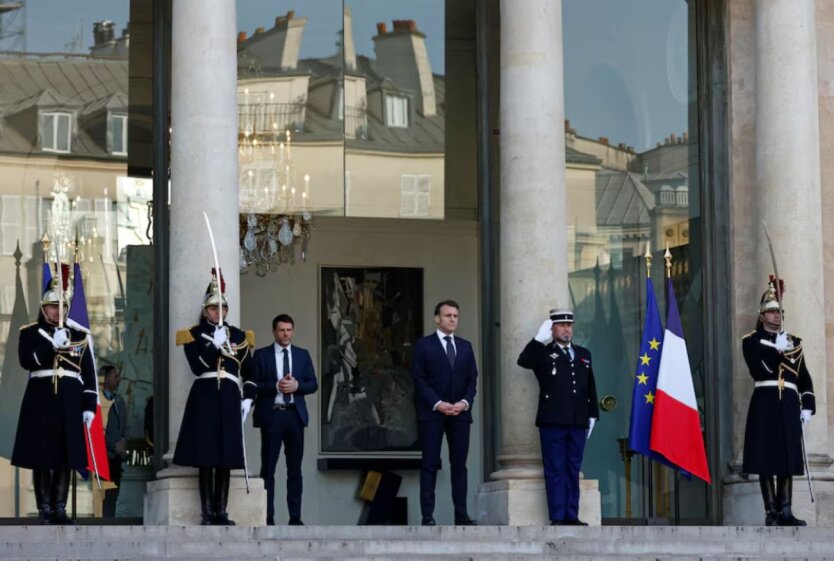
(238, 94, 313, 276)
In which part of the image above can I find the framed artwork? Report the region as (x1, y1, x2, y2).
(319, 266, 423, 457)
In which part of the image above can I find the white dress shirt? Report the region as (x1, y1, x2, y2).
(432, 330, 469, 412)
(274, 342, 295, 405)
(558, 343, 575, 361)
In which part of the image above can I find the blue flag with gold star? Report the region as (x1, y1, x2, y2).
(628, 277, 667, 461)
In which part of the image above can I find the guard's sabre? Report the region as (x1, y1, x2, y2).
(241, 416, 250, 494)
(801, 425, 815, 502)
(85, 423, 102, 491)
(202, 212, 224, 327)
(55, 240, 64, 329)
(203, 212, 249, 491)
(761, 222, 784, 331)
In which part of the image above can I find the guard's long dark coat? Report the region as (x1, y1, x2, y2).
(517, 339, 599, 428)
(12, 317, 97, 470)
(173, 318, 257, 468)
(742, 329, 815, 476)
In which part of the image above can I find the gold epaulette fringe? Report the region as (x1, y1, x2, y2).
(246, 330, 256, 348)
(19, 322, 36, 331)
(175, 328, 195, 346)
(742, 330, 756, 339)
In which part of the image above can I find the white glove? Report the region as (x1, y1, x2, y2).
(587, 417, 597, 440)
(241, 398, 253, 423)
(52, 328, 70, 349)
(774, 331, 792, 353)
(82, 411, 95, 428)
(534, 320, 554, 344)
(801, 409, 812, 430)
(211, 326, 229, 349)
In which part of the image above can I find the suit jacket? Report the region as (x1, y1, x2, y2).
(252, 343, 318, 427)
(517, 339, 599, 428)
(411, 333, 478, 423)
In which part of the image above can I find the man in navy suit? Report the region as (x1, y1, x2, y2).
(411, 300, 478, 526)
(252, 314, 318, 526)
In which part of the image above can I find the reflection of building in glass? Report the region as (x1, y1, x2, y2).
(236, 9, 444, 219)
(0, 26, 154, 517)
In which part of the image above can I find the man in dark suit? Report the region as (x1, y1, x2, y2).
(252, 314, 318, 526)
(517, 308, 598, 526)
(411, 300, 478, 526)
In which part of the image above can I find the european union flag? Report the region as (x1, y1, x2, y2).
(627, 277, 667, 462)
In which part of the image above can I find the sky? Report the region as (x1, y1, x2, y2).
(14, 0, 688, 152)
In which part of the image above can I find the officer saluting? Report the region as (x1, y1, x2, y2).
(517, 308, 598, 526)
(12, 263, 97, 524)
(173, 269, 257, 525)
(742, 279, 814, 526)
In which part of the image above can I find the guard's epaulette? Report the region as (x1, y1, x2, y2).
(245, 330, 256, 347)
(742, 330, 756, 339)
(175, 327, 196, 346)
(19, 322, 37, 331)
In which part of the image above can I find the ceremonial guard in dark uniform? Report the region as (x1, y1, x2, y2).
(517, 308, 598, 525)
(12, 265, 98, 524)
(742, 280, 814, 526)
(173, 270, 257, 525)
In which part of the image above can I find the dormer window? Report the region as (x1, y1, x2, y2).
(110, 113, 128, 156)
(385, 94, 408, 127)
(41, 112, 72, 153)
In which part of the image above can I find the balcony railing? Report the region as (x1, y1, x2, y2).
(239, 102, 306, 135)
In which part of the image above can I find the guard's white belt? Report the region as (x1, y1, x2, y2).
(755, 380, 798, 393)
(197, 371, 241, 389)
(30, 369, 82, 382)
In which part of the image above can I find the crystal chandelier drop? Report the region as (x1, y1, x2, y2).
(238, 97, 313, 276)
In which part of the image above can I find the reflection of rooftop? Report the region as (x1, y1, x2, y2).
(596, 170, 654, 227)
(0, 56, 128, 159)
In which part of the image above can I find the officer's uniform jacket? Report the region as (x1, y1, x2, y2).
(517, 339, 599, 428)
(173, 318, 257, 468)
(12, 316, 97, 470)
(742, 328, 815, 476)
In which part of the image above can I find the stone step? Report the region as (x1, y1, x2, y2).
(1, 526, 833, 560)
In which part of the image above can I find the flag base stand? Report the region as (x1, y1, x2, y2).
(475, 478, 601, 526)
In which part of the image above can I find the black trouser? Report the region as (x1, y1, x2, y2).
(418, 417, 471, 519)
(259, 408, 305, 523)
(102, 457, 123, 518)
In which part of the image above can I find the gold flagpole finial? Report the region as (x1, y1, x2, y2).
(644, 241, 652, 278)
(664, 241, 672, 279)
(41, 232, 51, 264)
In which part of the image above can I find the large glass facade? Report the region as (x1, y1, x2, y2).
(0, 1, 156, 520)
(563, 0, 708, 522)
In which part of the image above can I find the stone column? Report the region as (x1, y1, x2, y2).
(476, 0, 599, 525)
(143, 0, 265, 524)
(725, 0, 833, 526)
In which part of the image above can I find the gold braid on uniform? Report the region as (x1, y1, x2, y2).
(51, 338, 87, 394)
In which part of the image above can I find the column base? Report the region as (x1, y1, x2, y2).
(724, 469, 834, 526)
(143, 466, 266, 525)
(475, 478, 601, 526)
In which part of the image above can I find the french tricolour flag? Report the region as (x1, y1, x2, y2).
(650, 277, 711, 484)
(67, 263, 111, 482)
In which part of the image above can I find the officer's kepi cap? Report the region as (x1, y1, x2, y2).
(549, 308, 574, 324)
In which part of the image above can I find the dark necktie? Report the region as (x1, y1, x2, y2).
(282, 347, 291, 402)
(444, 335, 456, 368)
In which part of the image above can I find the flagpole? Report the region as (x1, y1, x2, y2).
(643, 242, 654, 521)
(665, 242, 681, 525)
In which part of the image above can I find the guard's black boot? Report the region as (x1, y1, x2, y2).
(33, 470, 52, 525)
(50, 469, 73, 525)
(213, 468, 235, 526)
(759, 476, 778, 526)
(776, 476, 806, 526)
(198, 467, 215, 525)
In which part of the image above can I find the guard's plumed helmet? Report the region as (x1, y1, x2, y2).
(759, 275, 784, 314)
(41, 263, 72, 309)
(202, 268, 228, 309)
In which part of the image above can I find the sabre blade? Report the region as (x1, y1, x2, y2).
(203, 212, 224, 328)
(761, 221, 785, 332)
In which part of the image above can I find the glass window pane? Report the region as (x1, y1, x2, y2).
(563, 0, 705, 523)
(56, 114, 71, 152)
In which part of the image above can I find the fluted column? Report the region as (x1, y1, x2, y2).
(145, 0, 265, 524)
(477, 0, 600, 525)
(755, 0, 827, 454)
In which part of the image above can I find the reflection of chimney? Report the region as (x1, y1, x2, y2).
(238, 31, 248, 43)
(344, 7, 356, 72)
(240, 10, 307, 71)
(373, 19, 436, 117)
(598, 137, 608, 146)
(682, 131, 688, 143)
(93, 20, 115, 46)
